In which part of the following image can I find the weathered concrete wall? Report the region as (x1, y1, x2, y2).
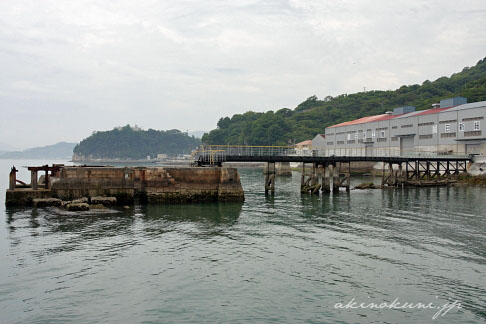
(51, 167, 135, 204)
(5, 189, 52, 207)
(5, 166, 244, 206)
(134, 167, 244, 203)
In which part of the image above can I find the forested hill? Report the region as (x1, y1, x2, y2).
(202, 57, 486, 146)
(73, 125, 201, 160)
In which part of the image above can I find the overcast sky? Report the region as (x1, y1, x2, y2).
(1, 0, 486, 149)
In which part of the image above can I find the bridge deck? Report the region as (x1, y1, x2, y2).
(220, 155, 471, 163)
(195, 145, 473, 165)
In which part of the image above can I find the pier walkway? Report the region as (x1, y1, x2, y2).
(194, 145, 473, 194)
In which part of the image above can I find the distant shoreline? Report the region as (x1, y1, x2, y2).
(72, 159, 192, 166)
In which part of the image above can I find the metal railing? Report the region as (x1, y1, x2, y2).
(194, 145, 472, 161)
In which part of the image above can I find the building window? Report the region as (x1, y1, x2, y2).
(445, 124, 451, 133)
(418, 122, 434, 127)
(474, 121, 481, 131)
(463, 116, 484, 122)
(401, 124, 413, 128)
(363, 132, 366, 139)
(337, 140, 345, 145)
(372, 131, 376, 138)
(377, 138, 387, 142)
(327, 142, 334, 145)
(354, 133, 358, 140)
(380, 130, 385, 138)
(347, 133, 351, 141)
(391, 137, 398, 142)
(459, 123, 465, 131)
(392, 126, 398, 129)
(439, 119, 457, 124)
(419, 134, 433, 139)
(464, 131, 481, 137)
(440, 133, 456, 138)
(432, 125, 438, 134)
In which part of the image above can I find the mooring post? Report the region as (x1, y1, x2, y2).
(31, 170, 38, 190)
(9, 166, 17, 190)
(322, 164, 331, 193)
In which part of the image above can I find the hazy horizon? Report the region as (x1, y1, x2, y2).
(1, 0, 486, 149)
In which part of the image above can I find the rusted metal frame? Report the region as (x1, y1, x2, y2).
(406, 161, 416, 181)
(418, 161, 427, 180)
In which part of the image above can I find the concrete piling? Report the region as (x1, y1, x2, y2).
(9, 167, 17, 190)
(322, 164, 331, 193)
(276, 162, 292, 177)
(264, 162, 276, 195)
(31, 170, 38, 190)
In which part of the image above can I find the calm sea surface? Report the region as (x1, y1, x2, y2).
(0, 159, 485, 323)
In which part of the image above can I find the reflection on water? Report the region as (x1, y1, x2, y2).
(140, 202, 242, 225)
(0, 167, 485, 323)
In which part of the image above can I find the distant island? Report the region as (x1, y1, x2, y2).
(73, 125, 201, 161)
(0, 141, 17, 154)
(0, 142, 76, 159)
(202, 57, 486, 146)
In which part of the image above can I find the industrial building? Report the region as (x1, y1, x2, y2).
(312, 97, 486, 156)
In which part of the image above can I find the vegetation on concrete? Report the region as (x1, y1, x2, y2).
(73, 125, 201, 159)
(202, 57, 486, 146)
(457, 174, 486, 185)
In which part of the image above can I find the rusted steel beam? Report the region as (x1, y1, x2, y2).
(15, 179, 27, 186)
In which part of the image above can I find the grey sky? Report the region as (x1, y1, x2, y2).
(1, 0, 486, 149)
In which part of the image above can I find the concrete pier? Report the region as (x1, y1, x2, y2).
(276, 162, 292, 177)
(5, 165, 245, 206)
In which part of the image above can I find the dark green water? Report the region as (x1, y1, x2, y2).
(1, 160, 485, 323)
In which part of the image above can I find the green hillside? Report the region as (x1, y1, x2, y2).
(202, 57, 486, 146)
(73, 125, 201, 159)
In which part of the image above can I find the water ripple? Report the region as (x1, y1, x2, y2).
(0, 168, 485, 323)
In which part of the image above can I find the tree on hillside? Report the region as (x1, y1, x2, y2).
(202, 57, 486, 146)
